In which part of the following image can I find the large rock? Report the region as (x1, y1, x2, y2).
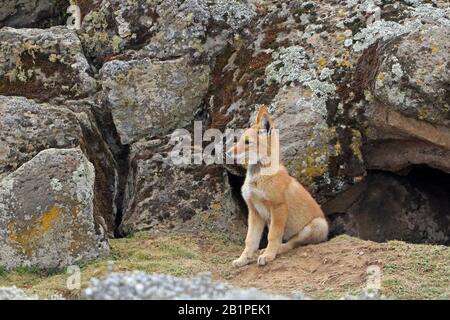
(320, 5, 450, 244)
(140, 0, 257, 60)
(0, 96, 81, 180)
(260, 86, 342, 200)
(0, 27, 96, 103)
(207, 3, 361, 197)
(373, 24, 449, 127)
(261, 45, 356, 198)
(100, 56, 210, 145)
(218, 2, 450, 191)
(0, 148, 109, 269)
(206, 1, 450, 244)
(0, 0, 448, 248)
(360, 22, 450, 174)
(77, 0, 256, 65)
(0, 0, 69, 28)
(83, 272, 296, 300)
(119, 138, 245, 238)
(0, 96, 119, 235)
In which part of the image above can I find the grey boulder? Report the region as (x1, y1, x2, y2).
(0, 148, 109, 270)
(100, 56, 210, 145)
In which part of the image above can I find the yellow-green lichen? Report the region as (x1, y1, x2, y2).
(111, 35, 123, 53)
(336, 50, 353, 69)
(8, 206, 63, 257)
(286, 127, 338, 190)
(48, 53, 60, 63)
(350, 129, 363, 162)
(2, 43, 41, 84)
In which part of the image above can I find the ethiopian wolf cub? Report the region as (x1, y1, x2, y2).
(227, 106, 328, 267)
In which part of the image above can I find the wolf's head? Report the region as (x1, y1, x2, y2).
(227, 106, 280, 172)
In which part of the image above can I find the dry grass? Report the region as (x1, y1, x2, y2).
(0, 232, 448, 299)
(0, 231, 242, 299)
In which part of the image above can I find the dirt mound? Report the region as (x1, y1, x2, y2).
(228, 236, 380, 297)
(226, 235, 449, 299)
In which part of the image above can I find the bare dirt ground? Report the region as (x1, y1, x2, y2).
(228, 236, 381, 297)
(226, 235, 450, 299)
(1, 232, 449, 299)
(228, 236, 392, 298)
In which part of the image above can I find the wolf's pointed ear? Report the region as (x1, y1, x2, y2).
(256, 105, 273, 134)
(256, 105, 267, 124)
(256, 105, 268, 125)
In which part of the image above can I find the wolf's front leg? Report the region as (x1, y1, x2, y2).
(232, 204, 265, 267)
(257, 204, 288, 266)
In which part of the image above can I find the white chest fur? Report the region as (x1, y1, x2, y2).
(241, 182, 266, 201)
(253, 200, 271, 221)
(241, 182, 271, 222)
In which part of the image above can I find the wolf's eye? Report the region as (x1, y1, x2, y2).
(245, 138, 251, 145)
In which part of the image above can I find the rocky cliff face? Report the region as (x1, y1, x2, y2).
(0, 0, 448, 268)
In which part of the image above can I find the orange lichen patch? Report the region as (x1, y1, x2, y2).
(286, 128, 338, 190)
(336, 50, 353, 69)
(211, 203, 222, 210)
(339, 59, 353, 69)
(337, 9, 346, 18)
(350, 129, 363, 162)
(7, 206, 63, 256)
(41, 207, 62, 233)
(289, 146, 330, 189)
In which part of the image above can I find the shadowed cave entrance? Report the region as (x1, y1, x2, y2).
(324, 166, 450, 245)
(228, 166, 450, 246)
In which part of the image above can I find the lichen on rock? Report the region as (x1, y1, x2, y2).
(100, 56, 210, 145)
(0, 27, 96, 102)
(0, 148, 109, 270)
(0, 0, 70, 28)
(353, 19, 421, 52)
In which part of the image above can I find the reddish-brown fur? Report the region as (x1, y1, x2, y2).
(227, 106, 328, 267)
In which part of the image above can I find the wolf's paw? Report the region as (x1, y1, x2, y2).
(257, 253, 275, 266)
(232, 257, 249, 268)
